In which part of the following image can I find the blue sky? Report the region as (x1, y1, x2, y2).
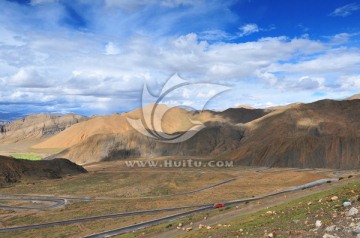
(0, 0, 360, 117)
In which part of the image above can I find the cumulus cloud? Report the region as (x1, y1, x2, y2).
(295, 76, 324, 90)
(339, 75, 360, 89)
(1, 0, 360, 115)
(7, 68, 51, 88)
(330, 3, 360, 17)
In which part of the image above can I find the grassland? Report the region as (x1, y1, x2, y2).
(10, 154, 42, 161)
(0, 159, 349, 238)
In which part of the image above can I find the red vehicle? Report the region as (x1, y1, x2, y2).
(213, 203, 225, 209)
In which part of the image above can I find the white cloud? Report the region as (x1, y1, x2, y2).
(339, 75, 360, 89)
(31, 0, 57, 5)
(295, 76, 325, 90)
(330, 3, 360, 17)
(238, 24, 260, 37)
(7, 68, 51, 88)
(1, 0, 360, 114)
(105, 42, 120, 55)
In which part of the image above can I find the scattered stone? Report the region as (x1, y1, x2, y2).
(347, 207, 359, 216)
(315, 220, 322, 228)
(323, 234, 339, 238)
(308, 201, 312, 205)
(352, 222, 360, 233)
(331, 196, 339, 201)
(268, 232, 275, 237)
(204, 216, 207, 220)
(178, 223, 183, 227)
(206, 226, 212, 230)
(266, 211, 275, 216)
(186, 227, 192, 232)
(325, 225, 336, 232)
(199, 224, 205, 229)
(343, 201, 352, 207)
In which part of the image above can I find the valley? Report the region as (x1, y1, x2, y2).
(0, 96, 359, 237)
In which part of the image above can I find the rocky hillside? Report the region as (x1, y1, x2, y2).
(49, 122, 245, 165)
(33, 105, 268, 150)
(230, 99, 360, 169)
(0, 155, 87, 186)
(39, 97, 360, 169)
(0, 114, 87, 143)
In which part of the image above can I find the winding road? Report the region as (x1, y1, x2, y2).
(0, 177, 339, 237)
(84, 178, 339, 238)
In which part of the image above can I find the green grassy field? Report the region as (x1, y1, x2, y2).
(10, 154, 42, 161)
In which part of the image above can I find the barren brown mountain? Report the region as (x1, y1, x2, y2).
(230, 99, 360, 169)
(0, 155, 87, 186)
(33, 105, 268, 150)
(347, 94, 360, 100)
(49, 122, 245, 164)
(0, 114, 87, 144)
(48, 99, 360, 169)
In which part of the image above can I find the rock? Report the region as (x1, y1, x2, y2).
(323, 234, 339, 238)
(307, 201, 312, 205)
(331, 196, 339, 201)
(343, 201, 352, 207)
(206, 226, 212, 230)
(186, 227, 192, 232)
(352, 222, 360, 233)
(199, 224, 205, 229)
(204, 216, 207, 220)
(266, 211, 275, 216)
(178, 223, 183, 227)
(347, 207, 359, 216)
(325, 225, 336, 232)
(268, 232, 274, 237)
(315, 220, 322, 227)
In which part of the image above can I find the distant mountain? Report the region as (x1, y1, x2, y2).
(346, 94, 360, 100)
(33, 105, 269, 151)
(229, 99, 360, 169)
(0, 113, 88, 144)
(0, 112, 26, 122)
(48, 122, 245, 165)
(0, 155, 86, 186)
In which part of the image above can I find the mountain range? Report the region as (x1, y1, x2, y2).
(0, 95, 359, 169)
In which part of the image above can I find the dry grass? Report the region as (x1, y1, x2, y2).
(0, 160, 337, 238)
